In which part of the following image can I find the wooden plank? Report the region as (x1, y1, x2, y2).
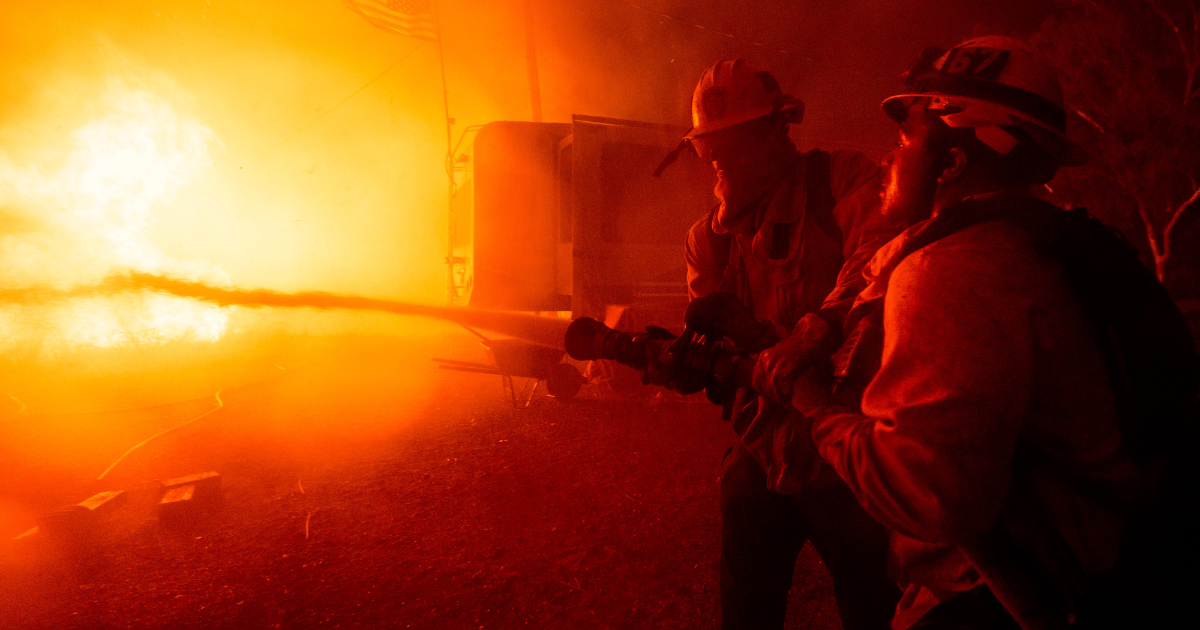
(160, 471, 221, 501)
(161, 484, 195, 504)
(38, 490, 127, 538)
(158, 484, 199, 528)
(77, 490, 127, 518)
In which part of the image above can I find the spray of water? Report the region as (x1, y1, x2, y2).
(1, 270, 571, 350)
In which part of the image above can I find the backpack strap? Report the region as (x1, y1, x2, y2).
(719, 150, 840, 295)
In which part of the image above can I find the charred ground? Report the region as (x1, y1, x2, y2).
(0, 331, 840, 629)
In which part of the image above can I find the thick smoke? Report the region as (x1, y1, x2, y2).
(0, 0, 1057, 397)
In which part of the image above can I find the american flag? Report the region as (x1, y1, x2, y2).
(343, 0, 438, 42)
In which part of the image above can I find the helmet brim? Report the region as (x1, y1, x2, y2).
(684, 101, 801, 140)
(881, 92, 1087, 167)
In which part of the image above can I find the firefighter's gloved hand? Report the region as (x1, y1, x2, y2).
(639, 326, 679, 389)
(791, 366, 835, 418)
(641, 355, 671, 388)
(685, 292, 782, 353)
(642, 331, 708, 395)
(752, 313, 834, 404)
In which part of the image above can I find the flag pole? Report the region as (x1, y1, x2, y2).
(433, 0, 456, 306)
(524, 0, 543, 123)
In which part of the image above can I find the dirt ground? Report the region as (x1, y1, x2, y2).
(0, 330, 842, 629)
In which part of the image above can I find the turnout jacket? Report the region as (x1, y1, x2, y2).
(685, 147, 899, 495)
(808, 194, 1145, 629)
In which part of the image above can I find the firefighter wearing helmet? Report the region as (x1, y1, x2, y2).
(788, 35, 1198, 629)
(672, 59, 904, 630)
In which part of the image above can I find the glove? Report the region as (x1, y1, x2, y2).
(642, 329, 710, 395)
(752, 313, 835, 404)
(638, 325, 680, 389)
(790, 364, 836, 418)
(685, 292, 781, 353)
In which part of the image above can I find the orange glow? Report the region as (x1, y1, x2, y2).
(0, 87, 229, 351)
(0, 1, 495, 447)
(0, 2, 470, 368)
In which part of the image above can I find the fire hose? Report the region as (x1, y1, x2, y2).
(8, 272, 765, 413)
(0, 270, 571, 349)
(562, 316, 755, 409)
(5, 271, 794, 488)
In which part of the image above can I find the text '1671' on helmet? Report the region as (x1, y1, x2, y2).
(882, 35, 1087, 167)
(684, 59, 804, 140)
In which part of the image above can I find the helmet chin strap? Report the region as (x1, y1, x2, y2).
(653, 138, 691, 178)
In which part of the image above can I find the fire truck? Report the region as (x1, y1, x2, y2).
(451, 115, 715, 332)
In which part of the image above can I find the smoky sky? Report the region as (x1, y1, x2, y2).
(0, 0, 1054, 365)
(0, 0, 1052, 296)
(525, 0, 1053, 155)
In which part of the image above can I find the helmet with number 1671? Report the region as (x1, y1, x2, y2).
(882, 35, 1086, 166)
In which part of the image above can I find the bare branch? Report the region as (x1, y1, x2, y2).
(1122, 169, 1164, 262)
(1163, 179, 1200, 254)
(1147, 0, 1191, 66)
(1146, 0, 1199, 104)
(1074, 107, 1106, 132)
(1194, 3, 1200, 51)
(1192, 4, 1200, 103)
(1194, 3, 1200, 46)
(1134, 206, 1154, 249)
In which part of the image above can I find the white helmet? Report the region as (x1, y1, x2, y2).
(685, 59, 803, 139)
(883, 35, 1086, 166)
(654, 60, 802, 176)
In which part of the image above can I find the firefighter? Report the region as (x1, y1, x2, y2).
(790, 36, 1199, 628)
(672, 59, 903, 630)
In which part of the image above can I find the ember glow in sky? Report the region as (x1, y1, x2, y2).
(0, 86, 229, 351)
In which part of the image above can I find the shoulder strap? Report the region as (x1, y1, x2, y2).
(833, 196, 1024, 393)
(835, 194, 1200, 424)
(803, 149, 841, 249)
(894, 195, 1014, 261)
